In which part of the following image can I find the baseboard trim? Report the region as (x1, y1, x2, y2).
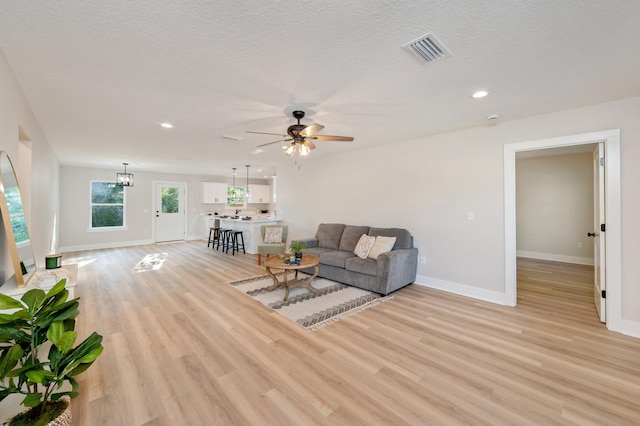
(517, 250, 594, 266)
(414, 274, 509, 305)
(618, 319, 640, 338)
(60, 239, 155, 253)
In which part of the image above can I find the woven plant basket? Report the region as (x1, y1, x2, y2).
(47, 403, 72, 426)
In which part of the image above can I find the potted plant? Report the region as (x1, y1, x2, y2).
(289, 240, 306, 260)
(0, 279, 103, 426)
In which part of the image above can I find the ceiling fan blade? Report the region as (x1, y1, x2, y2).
(304, 140, 317, 150)
(257, 138, 291, 147)
(299, 124, 324, 137)
(307, 135, 354, 142)
(247, 131, 288, 137)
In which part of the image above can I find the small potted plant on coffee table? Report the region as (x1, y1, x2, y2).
(0, 279, 104, 426)
(289, 240, 306, 260)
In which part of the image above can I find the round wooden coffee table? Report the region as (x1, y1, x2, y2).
(264, 254, 320, 301)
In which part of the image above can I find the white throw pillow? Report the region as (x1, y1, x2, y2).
(368, 236, 396, 260)
(264, 227, 283, 244)
(353, 234, 376, 259)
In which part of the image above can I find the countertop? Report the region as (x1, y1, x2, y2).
(217, 217, 280, 223)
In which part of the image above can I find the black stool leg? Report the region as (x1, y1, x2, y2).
(207, 228, 214, 247)
(238, 232, 245, 254)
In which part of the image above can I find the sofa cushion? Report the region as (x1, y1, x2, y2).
(319, 250, 357, 268)
(338, 225, 370, 252)
(315, 223, 346, 250)
(345, 257, 377, 277)
(353, 234, 376, 259)
(303, 247, 335, 258)
(369, 227, 413, 249)
(368, 236, 396, 260)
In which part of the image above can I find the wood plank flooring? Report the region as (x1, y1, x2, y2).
(64, 243, 640, 425)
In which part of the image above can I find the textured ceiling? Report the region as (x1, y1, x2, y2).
(1, 0, 639, 178)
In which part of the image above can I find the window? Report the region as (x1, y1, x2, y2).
(227, 186, 245, 207)
(5, 186, 29, 243)
(90, 182, 125, 229)
(161, 187, 179, 213)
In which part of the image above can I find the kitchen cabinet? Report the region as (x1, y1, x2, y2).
(248, 184, 271, 203)
(201, 182, 228, 204)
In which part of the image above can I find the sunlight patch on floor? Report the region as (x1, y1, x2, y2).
(61, 256, 97, 268)
(133, 253, 167, 272)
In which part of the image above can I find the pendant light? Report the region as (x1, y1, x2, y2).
(229, 167, 241, 207)
(245, 165, 251, 201)
(116, 162, 134, 187)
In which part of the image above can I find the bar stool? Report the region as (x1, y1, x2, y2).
(207, 227, 222, 248)
(230, 230, 245, 255)
(217, 229, 233, 251)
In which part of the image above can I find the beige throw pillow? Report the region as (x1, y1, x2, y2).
(264, 227, 283, 244)
(368, 236, 396, 260)
(354, 234, 376, 259)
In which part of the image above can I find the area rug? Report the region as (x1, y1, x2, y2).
(227, 274, 392, 331)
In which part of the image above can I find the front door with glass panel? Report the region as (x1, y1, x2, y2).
(155, 182, 186, 243)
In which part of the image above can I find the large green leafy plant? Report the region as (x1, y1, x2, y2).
(0, 279, 103, 424)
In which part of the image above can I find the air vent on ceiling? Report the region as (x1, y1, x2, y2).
(403, 33, 451, 64)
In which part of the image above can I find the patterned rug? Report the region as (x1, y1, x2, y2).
(227, 274, 391, 331)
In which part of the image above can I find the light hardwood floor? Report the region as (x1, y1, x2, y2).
(66, 243, 640, 425)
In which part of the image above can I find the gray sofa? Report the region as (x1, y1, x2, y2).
(297, 223, 418, 295)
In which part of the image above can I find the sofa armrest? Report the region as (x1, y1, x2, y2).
(376, 248, 418, 294)
(296, 237, 319, 249)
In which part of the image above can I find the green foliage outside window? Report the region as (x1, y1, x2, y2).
(91, 182, 125, 228)
(227, 186, 245, 207)
(162, 188, 179, 213)
(5, 187, 29, 243)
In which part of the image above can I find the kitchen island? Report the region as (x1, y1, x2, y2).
(217, 217, 282, 254)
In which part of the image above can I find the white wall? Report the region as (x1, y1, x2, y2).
(0, 49, 59, 280)
(59, 166, 271, 251)
(516, 153, 594, 264)
(277, 96, 640, 327)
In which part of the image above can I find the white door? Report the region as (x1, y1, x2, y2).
(591, 143, 606, 322)
(155, 182, 186, 243)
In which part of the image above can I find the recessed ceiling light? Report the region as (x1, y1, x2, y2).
(472, 90, 489, 98)
(161, 122, 173, 128)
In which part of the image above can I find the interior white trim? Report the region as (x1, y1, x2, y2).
(59, 239, 154, 253)
(516, 251, 594, 266)
(414, 274, 510, 305)
(504, 129, 623, 333)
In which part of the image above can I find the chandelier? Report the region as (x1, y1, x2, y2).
(116, 162, 134, 187)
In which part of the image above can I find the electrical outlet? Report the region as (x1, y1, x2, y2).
(577, 242, 583, 249)
(418, 256, 426, 264)
(468, 211, 475, 221)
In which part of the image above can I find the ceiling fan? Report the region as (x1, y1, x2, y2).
(247, 110, 354, 157)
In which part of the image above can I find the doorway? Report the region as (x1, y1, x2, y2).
(154, 182, 186, 243)
(514, 147, 601, 322)
(504, 129, 622, 333)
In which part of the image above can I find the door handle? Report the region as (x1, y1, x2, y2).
(587, 232, 596, 237)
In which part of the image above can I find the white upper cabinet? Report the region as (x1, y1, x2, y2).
(248, 184, 271, 203)
(200, 182, 228, 204)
